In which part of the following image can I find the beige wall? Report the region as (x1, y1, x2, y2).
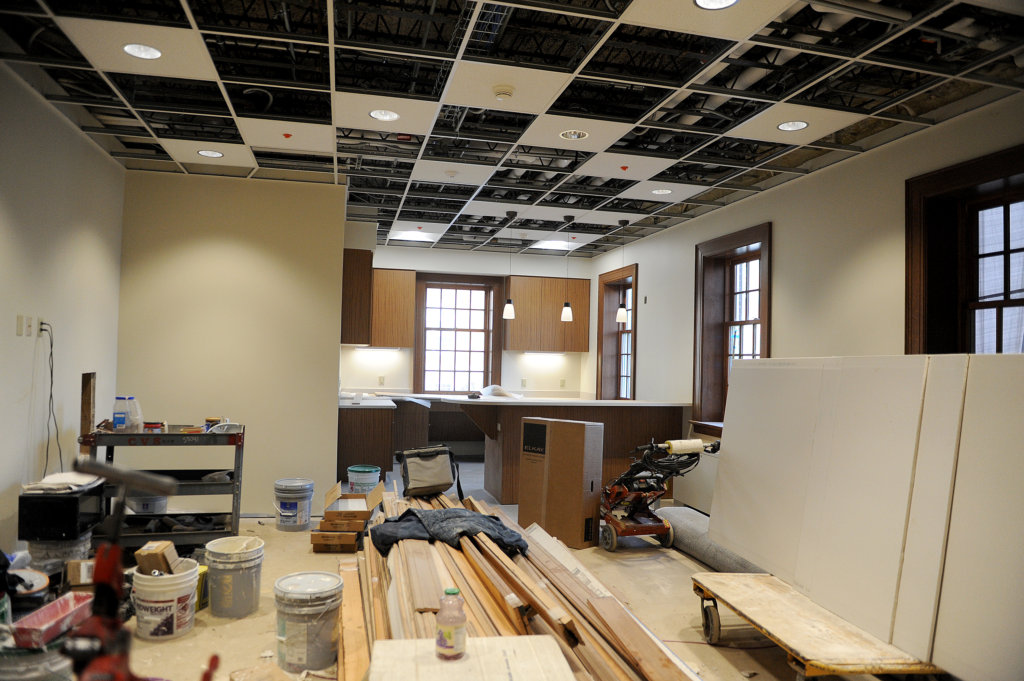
(0, 66, 124, 549)
(119, 173, 345, 514)
(589, 93, 1024, 403)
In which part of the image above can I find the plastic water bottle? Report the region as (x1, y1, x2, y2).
(127, 396, 143, 433)
(112, 396, 128, 432)
(435, 587, 466, 660)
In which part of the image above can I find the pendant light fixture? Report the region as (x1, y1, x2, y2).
(503, 211, 517, 320)
(615, 223, 629, 324)
(561, 220, 573, 322)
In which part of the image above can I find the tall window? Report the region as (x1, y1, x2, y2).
(694, 224, 771, 435)
(414, 274, 503, 393)
(598, 264, 638, 399)
(970, 198, 1024, 353)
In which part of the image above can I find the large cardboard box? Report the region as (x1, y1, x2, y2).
(519, 418, 603, 548)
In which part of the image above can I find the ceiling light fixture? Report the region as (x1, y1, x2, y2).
(369, 109, 400, 122)
(123, 43, 162, 60)
(616, 220, 629, 324)
(561, 223, 573, 323)
(651, 188, 672, 195)
(493, 84, 515, 101)
(559, 129, 590, 141)
(777, 120, 809, 132)
(694, 0, 738, 9)
(504, 212, 517, 320)
(197, 149, 223, 158)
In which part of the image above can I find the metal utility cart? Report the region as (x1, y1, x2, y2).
(691, 572, 944, 680)
(78, 427, 244, 549)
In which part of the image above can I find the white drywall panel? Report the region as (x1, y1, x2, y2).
(892, 354, 968, 659)
(794, 356, 929, 641)
(709, 358, 826, 583)
(673, 450, 717, 514)
(932, 355, 1024, 681)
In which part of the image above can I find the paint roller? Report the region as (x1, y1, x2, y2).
(662, 439, 706, 454)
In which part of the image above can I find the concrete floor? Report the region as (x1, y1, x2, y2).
(126, 463, 871, 681)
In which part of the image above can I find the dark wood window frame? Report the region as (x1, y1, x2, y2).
(906, 144, 1024, 353)
(693, 223, 772, 436)
(597, 264, 638, 400)
(413, 273, 503, 394)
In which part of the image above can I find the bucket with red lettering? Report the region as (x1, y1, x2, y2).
(132, 558, 199, 640)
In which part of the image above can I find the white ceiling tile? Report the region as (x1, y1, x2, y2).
(577, 210, 645, 227)
(463, 201, 526, 218)
(518, 114, 634, 153)
(411, 159, 495, 185)
(333, 92, 440, 135)
(159, 139, 256, 167)
(236, 118, 335, 153)
(391, 220, 449, 234)
(620, 0, 795, 41)
(442, 61, 572, 115)
(521, 205, 591, 222)
(726, 103, 866, 145)
(573, 152, 678, 181)
(54, 18, 218, 80)
(388, 229, 442, 243)
(614, 180, 706, 202)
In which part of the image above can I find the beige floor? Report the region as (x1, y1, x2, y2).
(125, 512, 875, 681)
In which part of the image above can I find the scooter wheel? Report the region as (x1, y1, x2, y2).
(659, 524, 675, 548)
(600, 524, 618, 552)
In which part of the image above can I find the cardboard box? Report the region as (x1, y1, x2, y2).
(519, 418, 603, 549)
(196, 564, 209, 611)
(311, 531, 360, 553)
(66, 559, 95, 586)
(323, 481, 384, 521)
(318, 518, 366, 532)
(134, 540, 179, 575)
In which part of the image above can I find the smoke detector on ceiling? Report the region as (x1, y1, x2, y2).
(493, 84, 515, 101)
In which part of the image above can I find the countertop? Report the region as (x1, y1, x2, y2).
(376, 392, 688, 408)
(337, 396, 396, 409)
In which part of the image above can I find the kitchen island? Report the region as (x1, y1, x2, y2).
(376, 394, 690, 504)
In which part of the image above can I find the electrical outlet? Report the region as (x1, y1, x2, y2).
(520, 378, 527, 388)
(16, 314, 24, 336)
(24, 316, 33, 338)
(378, 375, 385, 386)
(37, 318, 45, 336)
(559, 378, 566, 388)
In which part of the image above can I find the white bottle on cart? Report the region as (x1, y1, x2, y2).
(112, 396, 128, 432)
(127, 396, 143, 433)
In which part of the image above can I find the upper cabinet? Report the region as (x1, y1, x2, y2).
(341, 249, 415, 348)
(370, 268, 415, 348)
(504, 275, 590, 353)
(341, 249, 373, 345)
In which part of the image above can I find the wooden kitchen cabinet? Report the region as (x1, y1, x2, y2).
(504, 275, 590, 352)
(371, 268, 415, 348)
(341, 249, 373, 344)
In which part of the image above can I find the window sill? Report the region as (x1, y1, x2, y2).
(691, 420, 723, 437)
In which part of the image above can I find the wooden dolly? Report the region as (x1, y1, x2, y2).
(692, 573, 944, 681)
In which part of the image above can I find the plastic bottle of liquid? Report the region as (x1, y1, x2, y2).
(112, 396, 129, 432)
(435, 587, 466, 660)
(127, 396, 143, 433)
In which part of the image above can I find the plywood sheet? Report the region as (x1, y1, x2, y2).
(932, 354, 1024, 681)
(892, 354, 968, 659)
(795, 355, 929, 641)
(709, 358, 826, 583)
(368, 636, 575, 681)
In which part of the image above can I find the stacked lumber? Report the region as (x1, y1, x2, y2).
(338, 489, 700, 681)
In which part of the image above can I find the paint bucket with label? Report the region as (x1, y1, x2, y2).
(205, 536, 264, 618)
(346, 465, 381, 494)
(132, 558, 199, 640)
(274, 478, 315, 532)
(0, 641, 73, 680)
(273, 571, 344, 672)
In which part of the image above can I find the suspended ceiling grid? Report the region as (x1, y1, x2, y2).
(1, 0, 1022, 257)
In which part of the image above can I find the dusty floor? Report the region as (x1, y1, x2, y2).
(126, 464, 873, 681)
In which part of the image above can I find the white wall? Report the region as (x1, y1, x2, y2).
(589, 93, 1024, 402)
(118, 173, 345, 514)
(0, 66, 124, 549)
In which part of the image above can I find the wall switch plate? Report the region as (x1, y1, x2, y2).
(560, 378, 566, 388)
(16, 314, 24, 336)
(24, 316, 33, 338)
(521, 378, 527, 387)
(378, 376, 385, 385)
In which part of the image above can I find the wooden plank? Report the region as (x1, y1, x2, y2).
(692, 573, 942, 674)
(403, 539, 442, 613)
(339, 568, 369, 681)
(369, 636, 576, 681)
(589, 597, 699, 681)
(80, 372, 95, 454)
(434, 541, 500, 637)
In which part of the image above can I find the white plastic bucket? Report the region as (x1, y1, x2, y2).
(0, 643, 73, 680)
(27, 531, 91, 575)
(274, 478, 315, 532)
(347, 465, 380, 494)
(274, 572, 344, 672)
(126, 496, 167, 514)
(132, 558, 199, 640)
(205, 536, 264, 618)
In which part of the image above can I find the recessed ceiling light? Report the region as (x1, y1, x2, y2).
(694, 0, 738, 8)
(777, 120, 809, 132)
(559, 129, 590, 141)
(369, 109, 400, 122)
(651, 188, 673, 195)
(197, 149, 224, 158)
(123, 43, 162, 60)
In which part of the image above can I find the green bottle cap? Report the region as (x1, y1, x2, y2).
(444, 587, 460, 596)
